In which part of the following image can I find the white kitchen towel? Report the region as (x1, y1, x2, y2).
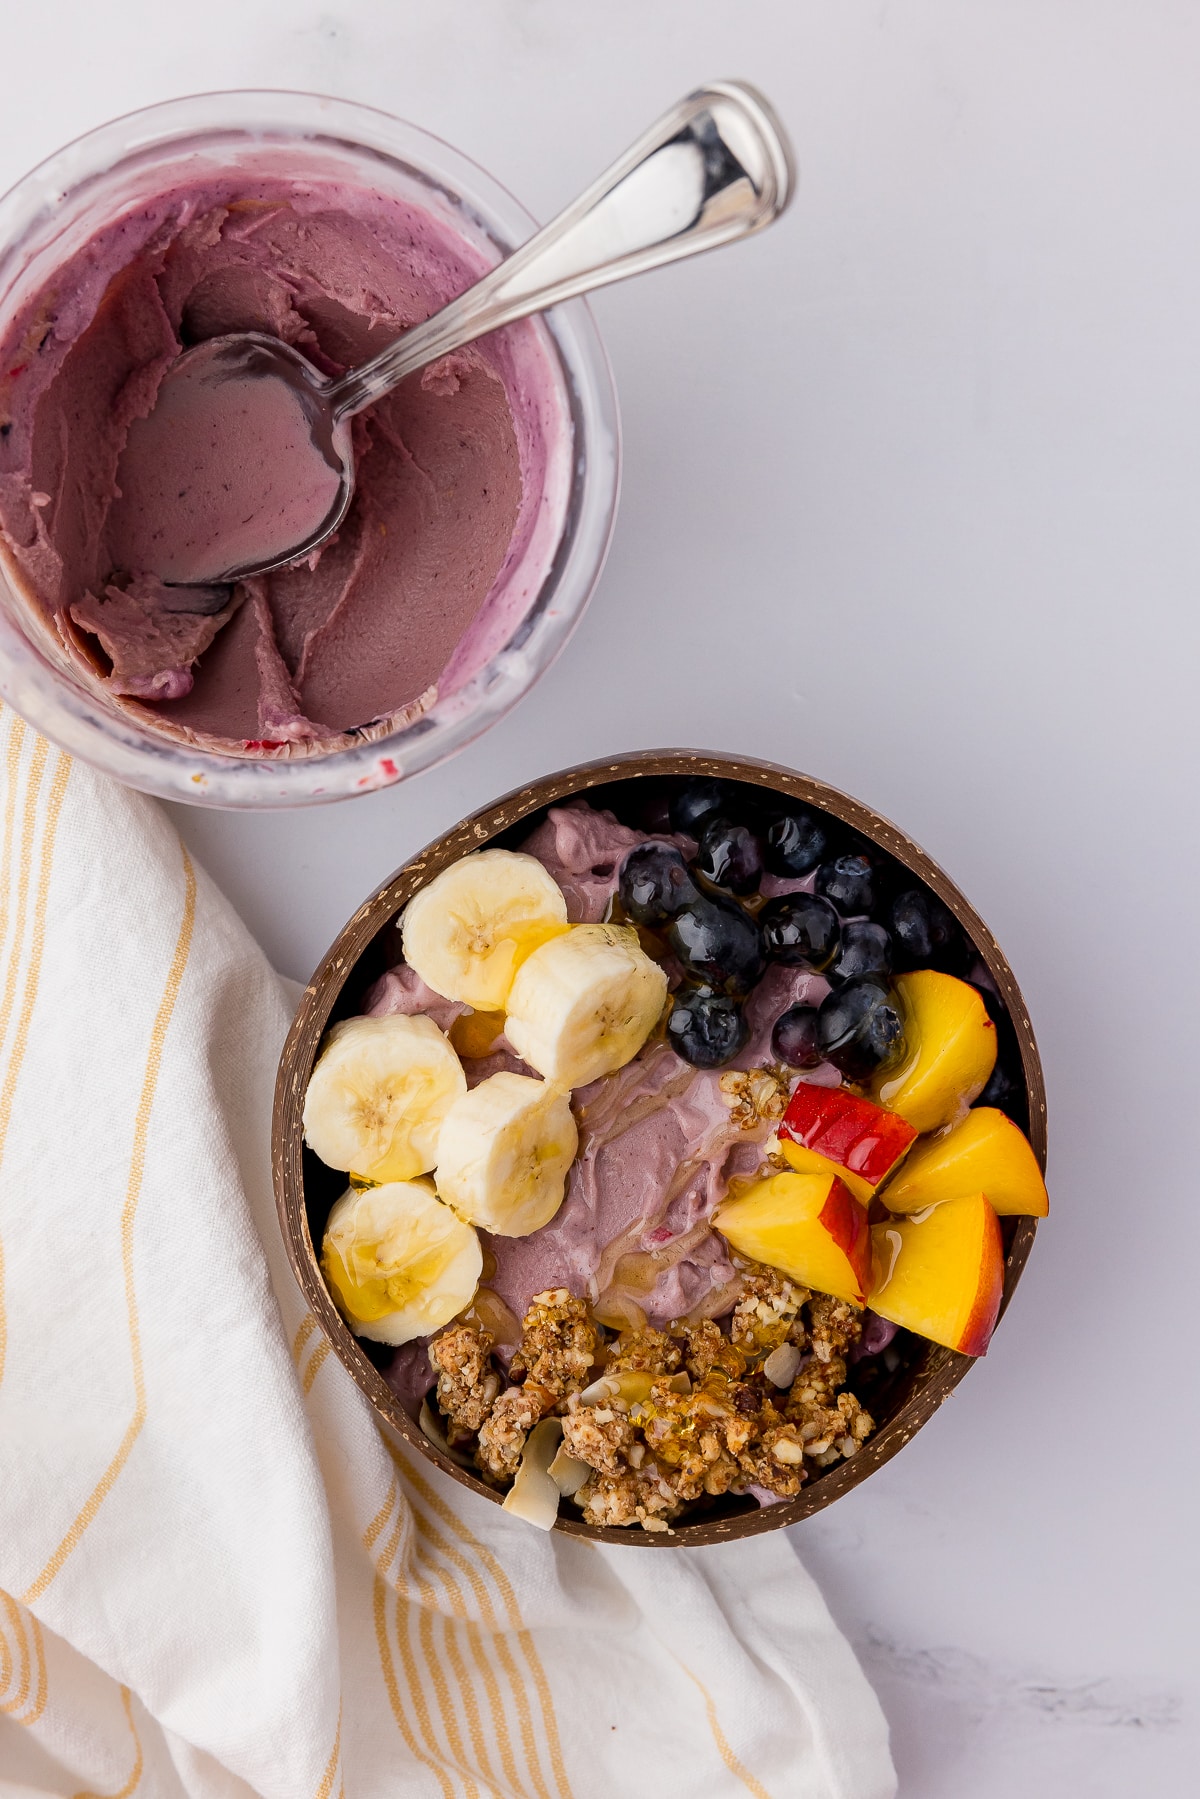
(0, 710, 896, 1799)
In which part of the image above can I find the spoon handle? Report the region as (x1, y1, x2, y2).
(327, 81, 795, 421)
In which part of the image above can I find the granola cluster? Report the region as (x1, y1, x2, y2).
(426, 1268, 874, 1532)
(718, 1066, 791, 1132)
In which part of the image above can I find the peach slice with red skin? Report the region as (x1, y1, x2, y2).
(871, 971, 997, 1134)
(778, 1083, 917, 1206)
(881, 1106, 1048, 1217)
(715, 1168, 871, 1306)
(868, 1193, 1003, 1355)
(778, 1140, 875, 1205)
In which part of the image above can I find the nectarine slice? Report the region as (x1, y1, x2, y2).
(868, 1193, 1003, 1355)
(716, 1169, 871, 1305)
(881, 1106, 1048, 1217)
(778, 1082, 917, 1205)
(777, 1140, 872, 1205)
(871, 971, 997, 1133)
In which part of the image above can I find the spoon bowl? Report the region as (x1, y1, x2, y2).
(112, 333, 355, 587)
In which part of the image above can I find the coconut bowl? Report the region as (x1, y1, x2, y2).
(273, 749, 1046, 1546)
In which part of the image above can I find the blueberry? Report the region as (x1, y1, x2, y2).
(814, 854, 876, 917)
(618, 843, 697, 925)
(668, 777, 729, 836)
(694, 815, 763, 894)
(827, 920, 892, 990)
(817, 978, 907, 1081)
(759, 893, 841, 970)
(969, 980, 1007, 1028)
(976, 1058, 1018, 1110)
(889, 888, 969, 973)
(764, 809, 829, 877)
(771, 1004, 822, 1069)
(625, 781, 673, 834)
(969, 983, 1024, 1118)
(667, 892, 765, 996)
(667, 987, 748, 1068)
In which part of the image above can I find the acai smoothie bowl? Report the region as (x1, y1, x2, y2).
(274, 751, 1048, 1544)
(0, 92, 618, 806)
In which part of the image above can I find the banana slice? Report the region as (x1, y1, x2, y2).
(401, 850, 570, 1010)
(435, 1071, 578, 1236)
(504, 923, 669, 1090)
(303, 1013, 466, 1182)
(322, 1179, 482, 1346)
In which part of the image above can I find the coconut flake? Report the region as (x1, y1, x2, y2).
(763, 1343, 803, 1388)
(547, 1443, 590, 1497)
(578, 1368, 692, 1415)
(418, 1399, 475, 1470)
(577, 1373, 623, 1406)
(502, 1419, 565, 1530)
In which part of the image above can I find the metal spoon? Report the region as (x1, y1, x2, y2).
(130, 81, 795, 587)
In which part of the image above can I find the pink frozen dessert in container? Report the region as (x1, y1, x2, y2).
(0, 91, 619, 806)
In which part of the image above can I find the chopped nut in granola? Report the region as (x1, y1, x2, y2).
(808, 1293, 864, 1362)
(680, 1318, 747, 1383)
(508, 1288, 598, 1399)
(719, 1066, 791, 1131)
(604, 1326, 683, 1375)
(730, 1264, 810, 1357)
(429, 1324, 501, 1438)
(561, 1405, 637, 1476)
(735, 1421, 809, 1498)
(476, 1385, 549, 1481)
(575, 1461, 683, 1531)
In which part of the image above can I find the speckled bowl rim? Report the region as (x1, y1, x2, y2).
(273, 749, 1046, 1546)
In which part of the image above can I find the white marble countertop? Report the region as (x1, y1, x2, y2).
(5, 3, 1195, 1791)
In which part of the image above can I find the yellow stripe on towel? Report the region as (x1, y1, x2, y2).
(23, 845, 196, 1605)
